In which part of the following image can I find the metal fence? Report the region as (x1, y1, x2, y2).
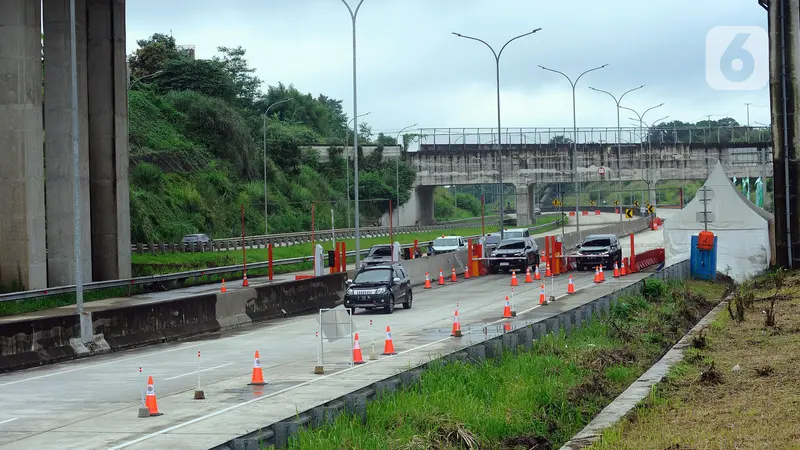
(414, 126, 771, 148)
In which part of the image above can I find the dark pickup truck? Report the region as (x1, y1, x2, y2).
(343, 264, 413, 314)
(488, 237, 540, 274)
(575, 234, 622, 271)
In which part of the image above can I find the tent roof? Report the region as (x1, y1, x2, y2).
(667, 161, 771, 231)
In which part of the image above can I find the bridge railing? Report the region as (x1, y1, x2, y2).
(415, 126, 771, 148)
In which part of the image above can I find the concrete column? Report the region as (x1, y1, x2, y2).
(86, 0, 131, 280)
(514, 184, 529, 226)
(0, 0, 47, 290)
(414, 185, 435, 225)
(43, 0, 93, 286)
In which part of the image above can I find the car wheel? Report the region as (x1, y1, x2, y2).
(384, 296, 395, 314)
(403, 290, 413, 309)
(577, 264, 584, 271)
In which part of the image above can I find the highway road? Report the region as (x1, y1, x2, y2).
(0, 215, 664, 450)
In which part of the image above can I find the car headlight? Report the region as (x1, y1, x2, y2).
(346, 288, 354, 295)
(491, 251, 497, 257)
(375, 287, 388, 294)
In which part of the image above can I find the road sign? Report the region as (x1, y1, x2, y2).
(552, 198, 562, 207)
(633, 200, 640, 207)
(613, 199, 619, 206)
(589, 200, 596, 206)
(640, 206, 646, 215)
(647, 205, 655, 214)
(598, 166, 606, 175)
(625, 208, 634, 218)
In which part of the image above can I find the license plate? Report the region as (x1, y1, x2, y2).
(500, 262, 509, 266)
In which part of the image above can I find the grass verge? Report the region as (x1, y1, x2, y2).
(592, 268, 800, 449)
(269, 279, 724, 450)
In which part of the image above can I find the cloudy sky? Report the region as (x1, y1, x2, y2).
(127, 0, 771, 136)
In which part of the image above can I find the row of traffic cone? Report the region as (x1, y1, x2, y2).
(424, 266, 463, 289)
(513, 262, 553, 287)
(219, 275, 249, 293)
(352, 326, 397, 364)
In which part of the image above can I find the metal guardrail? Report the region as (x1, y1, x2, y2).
(1, 218, 566, 303)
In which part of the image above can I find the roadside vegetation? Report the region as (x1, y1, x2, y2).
(273, 278, 725, 450)
(593, 268, 800, 449)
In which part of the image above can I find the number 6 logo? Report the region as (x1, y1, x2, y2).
(706, 26, 768, 91)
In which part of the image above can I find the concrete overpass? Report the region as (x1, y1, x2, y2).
(393, 127, 772, 227)
(0, 0, 130, 290)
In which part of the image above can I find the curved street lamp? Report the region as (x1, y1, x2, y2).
(620, 103, 665, 206)
(452, 28, 542, 237)
(539, 64, 607, 235)
(344, 111, 371, 229)
(395, 123, 417, 227)
(262, 98, 293, 234)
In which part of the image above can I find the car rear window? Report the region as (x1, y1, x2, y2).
(433, 238, 458, 247)
(354, 269, 392, 283)
(583, 238, 611, 247)
(370, 246, 392, 257)
(504, 231, 524, 239)
(485, 235, 501, 244)
(497, 241, 525, 250)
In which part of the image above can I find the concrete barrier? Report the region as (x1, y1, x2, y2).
(0, 314, 81, 373)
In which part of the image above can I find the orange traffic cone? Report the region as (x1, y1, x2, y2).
(242, 273, 249, 287)
(382, 326, 397, 355)
(524, 267, 533, 283)
(545, 262, 552, 277)
(451, 267, 457, 282)
(599, 266, 605, 282)
(568, 275, 575, 294)
(352, 333, 365, 364)
(613, 262, 620, 278)
(450, 310, 462, 337)
(510, 271, 519, 287)
(503, 296, 512, 318)
(539, 283, 546, 305)
(438, 268, 445, 285)
(144, 376, 162, 416)
(621, 259, 627, 277)
(594, 266, 601, 283)
(220, 279, 227, 293)
(424, 272, 432, 289)
(534, 265, 541, 280)
(464, 266, 471, 279)
(248, 351, 267, 385)
(503, 322, 511, 332)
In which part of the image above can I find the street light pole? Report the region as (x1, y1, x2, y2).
(539, 64, 608, 237)
(262, 98, 292, 235)
(344, 112, 370, 229)
(452, 28, 542, 239)
(589, 85, 645, 223)
(620, 103, 665, 207)
(394, 123, 417, 228)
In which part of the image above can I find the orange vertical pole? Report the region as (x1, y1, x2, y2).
(340, 242, 347, 273)
(544, 235, 551, 271)
(467, 239, 473, 277)
(554, 241, 562, 275)
(629, 233, 637, 273)
(268, 243, 273, 281)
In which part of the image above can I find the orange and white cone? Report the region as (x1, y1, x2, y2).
(220, 279, 227, 293)
(242, 273, 249, 287)
(438, 268, 445, 285)
(503, 296, 512, 318)
(504, 322, 511, 332)
(539, 283, 546, 305)
(621, 260, 627, 277)
(594, 266, 601, 283)
(424, 272, 432, 289)
(464, 266, 471, 279)
(450, 310, 462, 337)
(545, 262, 552, 277)
(534, 265, 541, 280)
(524, 267, 533, 283)
(613, 262, 620, 278)
(382, 326, 397, 355)
(599, 265, 605, 282)
(567, 275, 575, 294)
(352, 333, 365, 364)
(248, 351, 267, 385)
(144, 376, 162, 416)
(510, 271, 519, 287)
(451, 267, 457, 282)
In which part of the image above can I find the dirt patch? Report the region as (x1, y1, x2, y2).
(568, 373, 610, 403)
(698, 362, 723, 385)
(580, 347, 637, 372)
(501, 435, 552, 450)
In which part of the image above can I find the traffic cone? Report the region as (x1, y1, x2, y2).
(524, 267, 533, 283)
(567, 275, 575, 294)
(621, 259, 627, 277)
(510, 271, 519, 287)
(248, 351, 267, 385)
(144, 376, 162, 416)
(451, 267, 457, 282)
(545, 262, 552, 277)
(451, 310, 462, 337)
(539, 284, 546, 305)
(594, 266, 601, 283)
(504, 322, 511, 332)
(464, 266, 471, 279)
(381, 326, 397, 355)
(424, 272, 432, 289)
(503, 296, 512, 318)
(613, 262, 620, 278)
(220, 279, 227, 293)
(534, 265, 541, 280)
(599, 266, 605, 282)
(438, 268, 445, 285)
(352, 333, 365, 364)
(242, 273, 249, 287)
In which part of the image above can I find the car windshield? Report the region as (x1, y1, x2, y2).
(583, 238, 611, 247)
(433, 238, 458, 247)
(354, 269, 392, 284)
(183, 235, 200, 241)
(503, 231, 524, 239)
(497, 240, 525, 250)
(369, 246, 392, 257)
(485, 235, 501, 245)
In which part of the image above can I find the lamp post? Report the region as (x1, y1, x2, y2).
(620, 103, 665, 207)
(394, 123, 417, 228)
(262, 98, 292, 234)
(539, 64, 607, 236)
(341, 0, 367, 267)
(344, 112, 370, 229)
(588, 85, 645, 223)
(452, 28, 542, 238)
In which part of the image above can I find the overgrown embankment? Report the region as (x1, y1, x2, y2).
(273, 279, 724, 450)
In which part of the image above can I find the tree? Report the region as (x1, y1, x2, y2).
(549, 135, 573, 145)
(154, 58, 237, 102)
(128, 33, 190, 79)
(375, 132, 397, 146)
(214, 46, 262, 106)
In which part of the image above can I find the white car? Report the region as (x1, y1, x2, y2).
(429, 235, 466, 255)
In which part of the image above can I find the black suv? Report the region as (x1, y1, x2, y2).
(575, 234, 622, 271)
(343, 264, 412, 314)
(488, 237, 540, 274)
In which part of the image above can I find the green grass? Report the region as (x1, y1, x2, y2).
(0, 287, 141, 317)
(271, 279, 723, 450)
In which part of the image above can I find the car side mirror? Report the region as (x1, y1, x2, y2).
(393, 277, 401, 284)
(575, 243, 581, 249)
(346, 279, 352, 285)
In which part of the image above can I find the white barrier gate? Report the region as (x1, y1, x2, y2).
(392, 241, 401, 262)
(314, 244, 324, 276)
(315, 306, 355, 374)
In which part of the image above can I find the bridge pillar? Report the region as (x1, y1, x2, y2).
(0, 0, 47, 290)
(415, 185, 435, 226)
(514, 184, 530, 226)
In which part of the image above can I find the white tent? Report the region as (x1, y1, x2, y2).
(664, 161, 773, 282)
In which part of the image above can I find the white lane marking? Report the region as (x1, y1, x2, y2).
(108, 278, 606, 449)
(163, 363, 234, 381)
(0, 418, 18, 426)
